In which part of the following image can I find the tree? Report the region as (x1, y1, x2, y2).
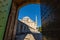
(38, 27, 42, 32)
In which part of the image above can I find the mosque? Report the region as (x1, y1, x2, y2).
(18, 16, 40, 33)
(15, 16, 41, 40)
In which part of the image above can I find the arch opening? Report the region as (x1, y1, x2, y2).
(15, 4, 42, 40)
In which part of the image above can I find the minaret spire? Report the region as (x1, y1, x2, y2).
(36, 16, 37, 27)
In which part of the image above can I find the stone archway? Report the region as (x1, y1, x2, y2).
(4, 0, 40, 40)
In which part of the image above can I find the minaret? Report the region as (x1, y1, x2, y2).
(36, 16, 37, 27)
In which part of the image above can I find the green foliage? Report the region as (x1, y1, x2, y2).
(0, 0, 12, 40)
(38, 27, 42, 32)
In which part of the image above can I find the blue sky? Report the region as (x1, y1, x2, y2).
(18, 4, 41, 27)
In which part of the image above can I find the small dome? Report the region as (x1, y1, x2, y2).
(23, 16, 30, 19)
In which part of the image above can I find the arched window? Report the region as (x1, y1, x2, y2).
(15, 4, 42, 40)
(4, 0, 41, 40)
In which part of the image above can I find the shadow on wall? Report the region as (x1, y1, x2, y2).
(15, 20, 42, 40)
(41, 0, 60, 40)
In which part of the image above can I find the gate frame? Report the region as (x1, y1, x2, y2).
(4, 0, 40, 40)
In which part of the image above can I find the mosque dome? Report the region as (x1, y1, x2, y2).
(23, 16, 30, 19)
